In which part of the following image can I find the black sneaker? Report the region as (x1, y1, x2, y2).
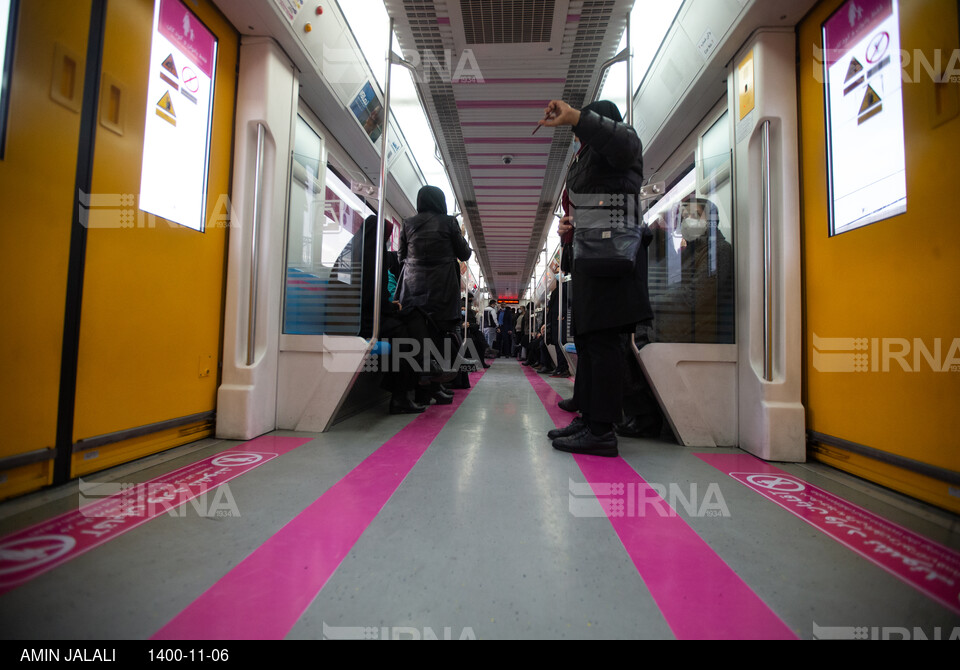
(614, 416, 663, 439)
(547, 417, 584, 441)
(552, 428, 618, 457)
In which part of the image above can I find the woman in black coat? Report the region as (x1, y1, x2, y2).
(397, 186, 473, 332)
(538, 100, 652, 457)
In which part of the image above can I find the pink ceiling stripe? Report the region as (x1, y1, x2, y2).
(455, 78, 567, 85)
(457, 100, 548, 109)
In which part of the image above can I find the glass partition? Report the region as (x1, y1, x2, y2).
(643, 145, 735, 345)
(283, 115, 377, 336)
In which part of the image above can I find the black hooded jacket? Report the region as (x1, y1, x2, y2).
(567, 101, 653, 334)
(397, 186, 472, 324)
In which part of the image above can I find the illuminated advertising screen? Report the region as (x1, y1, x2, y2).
(349, 81, 384, 144)
(139, 0, 218, 232)
(823, 0, 907, 236)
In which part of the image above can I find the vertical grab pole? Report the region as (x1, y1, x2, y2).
(625, 11, 633, 127)
(247, 123, 266, 366)
(372, 20, 397, 349)
(761, 120, 774, 382)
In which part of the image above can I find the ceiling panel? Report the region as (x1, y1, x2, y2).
(385, 0, 633, 298)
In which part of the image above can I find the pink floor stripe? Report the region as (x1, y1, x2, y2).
(697, 453, 960, 615)
(152, 371, 486, 640)
(0, 435, 310, 596)
(522, 365, 797, 640)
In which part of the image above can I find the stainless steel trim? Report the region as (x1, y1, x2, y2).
(808, 431, 960, 486)
(73, 411, 216, 452)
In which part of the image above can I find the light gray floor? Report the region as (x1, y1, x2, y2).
(1, 360, 958, 640)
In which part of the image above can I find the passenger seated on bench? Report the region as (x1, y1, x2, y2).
(652, 197, 734, 344)
(356, 215, 431, 415)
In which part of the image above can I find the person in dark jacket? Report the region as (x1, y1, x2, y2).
(397, 186, 473, 332)
(397, 186, 473, 405)
(537, 99, 652, 457)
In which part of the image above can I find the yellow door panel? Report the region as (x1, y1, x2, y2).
(799, 0, 960, 510)
(73, 0, 237, 458)
(0, 1, 91, 469)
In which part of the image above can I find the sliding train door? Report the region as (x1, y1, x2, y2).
(798, 0, 960, 512)
(0, 0, 238, 499)
(0, 0, 92, 498)
(71, 0, 238, 477)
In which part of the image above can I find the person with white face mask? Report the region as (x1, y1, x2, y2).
(656, 197, 735, 343)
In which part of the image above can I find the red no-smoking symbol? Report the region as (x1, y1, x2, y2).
(181, 66, 200, 93)
(866, 32, 890, 64)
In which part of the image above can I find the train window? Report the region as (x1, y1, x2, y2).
(697, 111, 731, 191)
(0, 0, 16, 159)
(822, 0, 907, 235)
(284, 114, 379, 337)
(138, 0, 218, 232)
(644, 156, 735, 345)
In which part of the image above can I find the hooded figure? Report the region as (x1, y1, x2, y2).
(397, 186, 472, 330)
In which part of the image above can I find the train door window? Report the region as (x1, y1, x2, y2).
(0, 0, 17, 159)
(644, 111, 735, 345)
(138, 0, 218, 232)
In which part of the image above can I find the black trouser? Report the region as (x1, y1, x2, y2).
(572, 328, 623, 428)
(620, 325, 662, 426)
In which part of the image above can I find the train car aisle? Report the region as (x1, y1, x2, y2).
(1, 359, 958, 641)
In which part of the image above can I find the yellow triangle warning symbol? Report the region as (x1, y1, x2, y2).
(157, 91, 176, 116)
(844, 58, 864, 83)
(161, 54, 178, 79)
(859, 85, 881, 114)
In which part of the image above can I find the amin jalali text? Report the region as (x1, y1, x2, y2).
(19, 648, 116, 662)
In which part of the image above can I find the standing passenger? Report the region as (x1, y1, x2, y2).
(398, 186, 472, 331)
(538, 100, 651, 457)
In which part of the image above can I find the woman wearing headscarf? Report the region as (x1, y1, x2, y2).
(397, 186, 473, 404)
(397, 186, 473, 332)
(537, 100, 652, 457)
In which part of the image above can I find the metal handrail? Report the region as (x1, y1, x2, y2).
(246, 123, 266, 366)
(761, 120, 773, 382)
(370, 21, 416, 355)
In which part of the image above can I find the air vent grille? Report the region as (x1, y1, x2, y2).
(461, 0, 556, 45)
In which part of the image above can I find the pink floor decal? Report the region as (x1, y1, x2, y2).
(697, 452, 960, 616)
(0, 435, 310, 596)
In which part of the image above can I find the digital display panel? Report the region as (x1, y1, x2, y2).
(349, 81, 384, 144)
(139, 0, 218, 232)
(823, 0, 907, 235)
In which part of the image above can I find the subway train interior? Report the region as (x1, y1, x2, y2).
(0, 0, 958, 643)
